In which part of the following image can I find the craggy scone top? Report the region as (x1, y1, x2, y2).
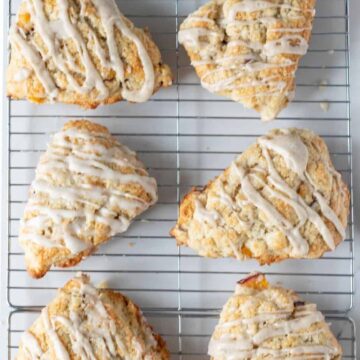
(7, 0, 172, 107)
(171, 128, 350, 264)
(20, 120, 158, 278)
(16, 273, 169, 359)
(179, 0, 316, 120)
(208, 273, 342, 360)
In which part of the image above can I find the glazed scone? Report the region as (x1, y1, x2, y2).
(171, 128, 350, 264)
(16, 273, 169, 359)
(7, 0, 172, 108)
(208, 273, 342, 360)
(20, 120, 158, 278)
(178, 0, 316, 120)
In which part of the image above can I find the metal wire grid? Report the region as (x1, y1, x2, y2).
(4, 0, 356, 358)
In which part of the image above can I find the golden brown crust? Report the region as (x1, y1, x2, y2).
(179, 0, 316, 120)
(16, 274, 170, 359)
(7, 0, 172, 108)
(20, 119, 158, 278)
(171, 128, 350, 264)
(63, 119, 110, 133)
(209, 273, 342, 360)
(25, 246, 95, 279)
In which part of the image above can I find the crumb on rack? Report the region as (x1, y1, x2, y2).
(318, 80, 328, 91)
(320, 102, 330, 112)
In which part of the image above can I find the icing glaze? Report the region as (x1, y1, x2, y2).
(21, 331, 43, 359)
(232, 162, 310, 256)
(10, 26, 58, 99)
(178, 28, 222, 49)
(19, 275, 158, 359)
(42, 308, 70, 360)
(263, 35, 309, 57)
(178, 0, 315, 118)
(194, 199, 221, 226)
(10, 0, 155, 102)
(209, 282, 339, 360)
(228, 131, 345, 256)
(225, 0, 310, 18)
(258, 133, 309, 176)
(252, 311, 324, 344)
(20, 125, 157, 254)
(194, 197, 245, 259)
(13, 67, 32, 81)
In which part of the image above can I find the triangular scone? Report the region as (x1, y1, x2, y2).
(171, 128, 349, 264)
(20, 120, 158, 278)
(179, 0, 316, 120)
(16, 273, 169, 359)
(208, 273, 342, 360)
(7, 0, 172, 107)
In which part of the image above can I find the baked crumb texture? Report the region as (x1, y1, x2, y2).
(208, 273, 342, 360)
(178, 0, 316, 120)
(20, 119, 158, 278)
(7, 0, 172, 108)
(171, 128, 350, 264)
(16, 273, 170, 359)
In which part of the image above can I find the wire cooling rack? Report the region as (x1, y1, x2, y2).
(2, 0, 356, 359)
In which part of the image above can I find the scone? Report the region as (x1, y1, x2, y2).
(16, 273, 169, 359)
(7, 0, 172, 107)
(208, 273, 342, 360)
(178, 0, 316, 120)
(171, 128, 350, 264)
(20, 120, 158, 278)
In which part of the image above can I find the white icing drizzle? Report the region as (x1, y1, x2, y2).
(20, 125, 157, 254)
(216, 184, 250, 230)
(260, 132, 345, 245)
(232, 162, 309, 256)
(194, 199, 221, 226)
(216, 311, 291, 328)
(209, 284, 339, 360)
(229, 131, 345, 255)
(264, 35, 309, 57)
(42, 309, 70, 360)
(31, 0, 108, 98)
(10, 0, 155, 102)
(194, 197, 245, 259)
(91, 0, 155, 102)
(226, 0, 311, 18)
(178, 28, 222, 49)
(179, 0, 315, 119)
(210, 342, 337, 359)
(53, 312, 97, 360)
(252, 311, 324, 345)
(307, 179, 346, 240)
(10, 26, 58, 99)
(21, 331, 43, 359)
(13, 67, 32, 82)
(258, 133, 308, 175)
(80, 281, 128, 358)
(20, 275, 158, 359)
